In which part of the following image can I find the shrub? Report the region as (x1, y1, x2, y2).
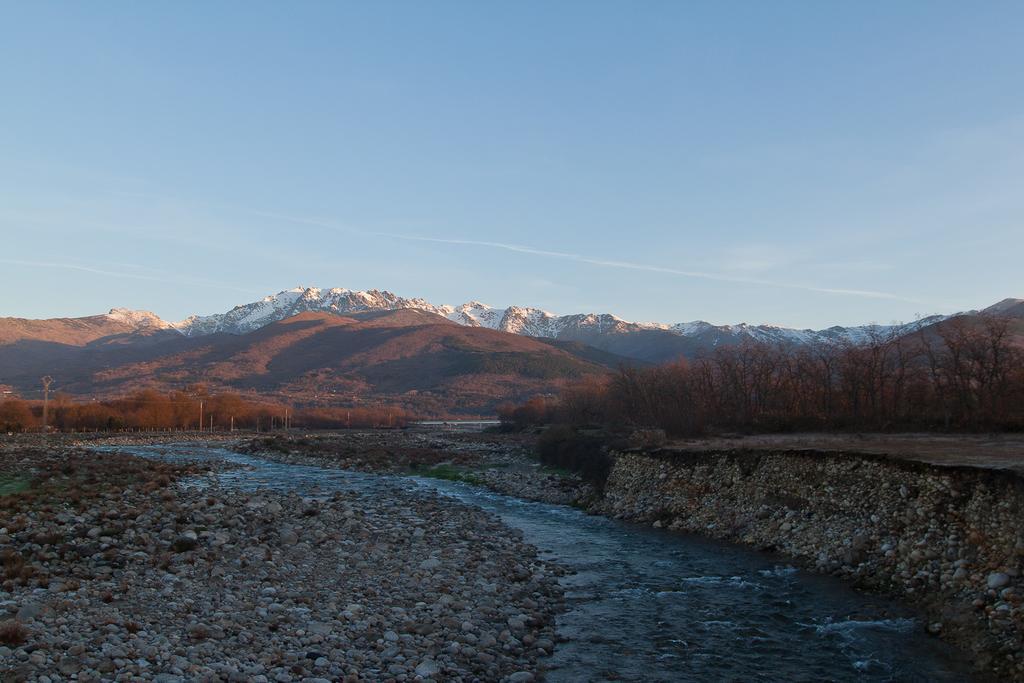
(0, 619, 28, 645)
(497, 397, 555, 431)
(0, 399, 34, 432)
(536, 425, 611, 487)
(172, 536, 198, 552)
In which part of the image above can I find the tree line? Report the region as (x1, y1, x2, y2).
(500, 315, 1024, 435)
(0, 389, 413, 432)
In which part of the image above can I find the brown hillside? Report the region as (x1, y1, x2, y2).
(0, 309, 623, 415)
(0, 314, 156, 346)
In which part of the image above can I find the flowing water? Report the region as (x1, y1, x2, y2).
(115, 443, 974, 682)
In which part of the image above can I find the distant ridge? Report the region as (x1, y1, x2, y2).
(165, 286, 960, 363)
(5, 288, 1020, 364)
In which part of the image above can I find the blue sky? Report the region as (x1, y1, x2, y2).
(1, 1, 1021, 328)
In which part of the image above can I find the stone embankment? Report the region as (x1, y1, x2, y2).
(592, 446, 1024, 680)
(0, 445, 563, 682)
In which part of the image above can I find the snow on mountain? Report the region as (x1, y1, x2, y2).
(104, 308, 176, 330)
(496, 306, 563, 337)
(164, 286, 951, 354)
(444, 301, 505, 329)
(173, 287, 450, 337)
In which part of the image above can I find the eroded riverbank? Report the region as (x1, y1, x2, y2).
(596, 444, 1024, 681)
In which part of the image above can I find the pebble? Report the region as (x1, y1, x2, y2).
(415, 659, 441, 677)
(988, 572, 1011, 590)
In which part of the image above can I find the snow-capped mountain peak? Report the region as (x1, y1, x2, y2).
(171, 286, 444, 337)
(446, 301, 503, 328)
(497, 306, 560, 336)
(104, 308, 175, 330)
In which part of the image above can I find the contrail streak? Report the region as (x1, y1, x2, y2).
(241, 211, 914, 302)
(374, 234, 920, 303)
(74, 200, 920, 304)
(0, 259, 266, 295)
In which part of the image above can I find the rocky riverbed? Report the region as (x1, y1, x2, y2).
(0, 444, 564, 682)
(238, 432, 593, 507)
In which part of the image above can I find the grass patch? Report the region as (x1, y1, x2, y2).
(537, 463, 574, 478)
(416, 464, 482, 485)
(0, 475, 31, 496)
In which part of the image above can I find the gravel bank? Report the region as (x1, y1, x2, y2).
(0, 445, 564, 682)
(238, 432, 593, 507)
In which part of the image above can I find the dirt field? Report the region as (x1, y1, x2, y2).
(663, 432, 1024, 474)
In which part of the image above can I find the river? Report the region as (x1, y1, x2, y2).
(118, 443, 973, 682)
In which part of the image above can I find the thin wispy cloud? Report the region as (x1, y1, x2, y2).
(382, 234, 918, 302)
(0, 259, 267, 296)
(0, 259, 168, 282)
(244, 209, 916, 303)
(31, 192, 921, 307)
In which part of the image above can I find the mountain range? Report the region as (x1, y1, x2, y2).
(1, 288, 1020, 415)
(167, 287, 967, 362)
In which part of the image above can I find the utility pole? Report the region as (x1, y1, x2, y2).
(41, 376, 53, 432)
(198, 400, 204, 433)
(209, 414, 213, 432)
(230, 416, 234, 432)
